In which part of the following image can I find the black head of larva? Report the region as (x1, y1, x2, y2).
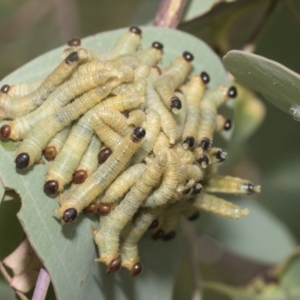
(184, 136, 196, 149)
(200, 138, 210, 151)
(182, 51, 194, 62)
(98, 147, 112, 164)
(216, 149, 227, 162)
(65, 51, 79, 64)
(152, 229, 165, 240)
(200, 72, 210, 84)
(148, 219, 159, 230)
(198, 154, 209, 167)
(0, 124, 11, 141)
(228, 86, 237, 98)
(224, 119, 232, 131)
(131, 127, 146, 142)
(170, 97, 182, 110)
(163, 231, 176, 241)
(107, 257, 121, 274)
(62, 208, 78, 223)
(131, 262, 142, 277)
(152, 41, 163, 50)
(242, 183, 255, 194)
(15, 153, 30, 169)
(67, 38, 81, 47)
(188, 210, 200, 221)
(129, 26, 142, 35)
(1, 84, 10, 93)
(191, 184, 203, 195)
(44, 180, 59, 195)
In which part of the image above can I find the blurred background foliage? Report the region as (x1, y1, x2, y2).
(1, 0, 300, 299)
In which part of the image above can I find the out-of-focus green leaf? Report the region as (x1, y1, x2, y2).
(0, 182, 4, 204)
(231, 82, 266, 145)
(223, 50, 300, 118)
(199, 199, 297, 265)
(0, 27, 229, 300)
(203, 247, 300, 300)
(0, 280, 17, 300)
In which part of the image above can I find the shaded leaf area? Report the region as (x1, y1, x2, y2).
(223, 50, 300, 115)
(179, 0, 275, 55)
(198, 198, 297, 265)
(0, 27, 229, 299)
(0, 280, 16, 300)
(203, 247, 300, 300)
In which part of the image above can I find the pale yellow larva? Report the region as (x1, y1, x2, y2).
(15, 80, 123, 169)
(179, 164, 203, 184)
(206, 147, 228, 165)
(44, 125, 71, 161)
(192, 193, 249, 219)
(146, 69, 177, 144)
(214, 114, 232, 133)
(126, 109, 146, 127)
(172, 89, 187, 136)
(181, 73, 209, 150)
(5, 79, 43, 98)
(120, 207, 161, 276)
(93, 153, 166, 268)
(72, 135, 102, 184)
(100, 163, 146, 204)
(130, 109, 161, 164)
(153, 131, 170, 157)
(143, 149, 179, 208)
(56, 127, 146, 223)
(0, 50, 88, 120)
(154, 52, 193, 113)
(173, 143, 195, 165)
(197, 86, 237, 150)
(112, 77, 147, 97)
(203, 175, 261, 195)
(8, 67, 131, 140)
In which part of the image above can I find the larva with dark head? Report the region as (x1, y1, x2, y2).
(197, 86, 237, 151)
(0, 50, 88, 121)
(181, 73, 209, 150)
(153, 131, 170, 157)
(203, 175, 261, 195)
(192, 193, 249, 219)
(72, 135, 102, 184)
(44, 125, 71, 161)
(15, 79, 128, 169)
(4, 79, 43, 98)
(7, 66, 131, 141)
(56, 127, 146, 223)
(214, 114, 232, 132)
(120, 207, 161, 276)
(93, 153, 166, 270)
(154, 51, 193, 113)
(130, 109, 161, 164)
(172, 89, 187, 138)
(146, 68, 178, 144)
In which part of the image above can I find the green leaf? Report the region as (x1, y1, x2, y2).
(199, 198, 297, 264)
(0, 181, 4, 204)
(0, 280, 17, 300)
(223, 50, 300, 118)
(0, 27, 229, 299)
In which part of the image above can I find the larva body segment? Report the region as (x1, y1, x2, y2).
(6, 79, 44, 97)
(0, 50, 87, 120)
(16, 80, 121, 168)
(9, 67, 129, 140)
(120, 207, 160, 275)
(137, 42, 163, 67)
(98, 94, 144, 112)
(154, 54, 193, 113)
(153, 131, 170, 157)
(178, 164, 203, 184)
(206, 147, 227, 165)
(143, 149, 179, 207)
(193, 193, 249, 219)
(45, 115, 95, 192)
(56, 127, 146, 222)
(44, 125, 71, 160)
(127, 109, 146, 127)
(73, 135, 102, 184)
(181, 75, 207, 150)
(92, 114, 123, 151)
(146, 74, 177, 144)
(203, 175, 261, 195)
(94, 154, 166, 265)
(172, 90, 187, 137)
(130, 109, 161, 164)
(101, 163, 146, 204)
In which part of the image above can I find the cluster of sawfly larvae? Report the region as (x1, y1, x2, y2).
(0, 26, 260, 277)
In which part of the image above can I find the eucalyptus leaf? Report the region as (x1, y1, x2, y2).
(0, 27, 229, 299)
(223, 50, 300, 119)
(0, 280, 17, 300)
(199, 198, 297, 264)
(0, 181, 4, 204)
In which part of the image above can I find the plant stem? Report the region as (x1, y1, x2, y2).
(153, 0, 188, 28)
(32, 266, 51, 300)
